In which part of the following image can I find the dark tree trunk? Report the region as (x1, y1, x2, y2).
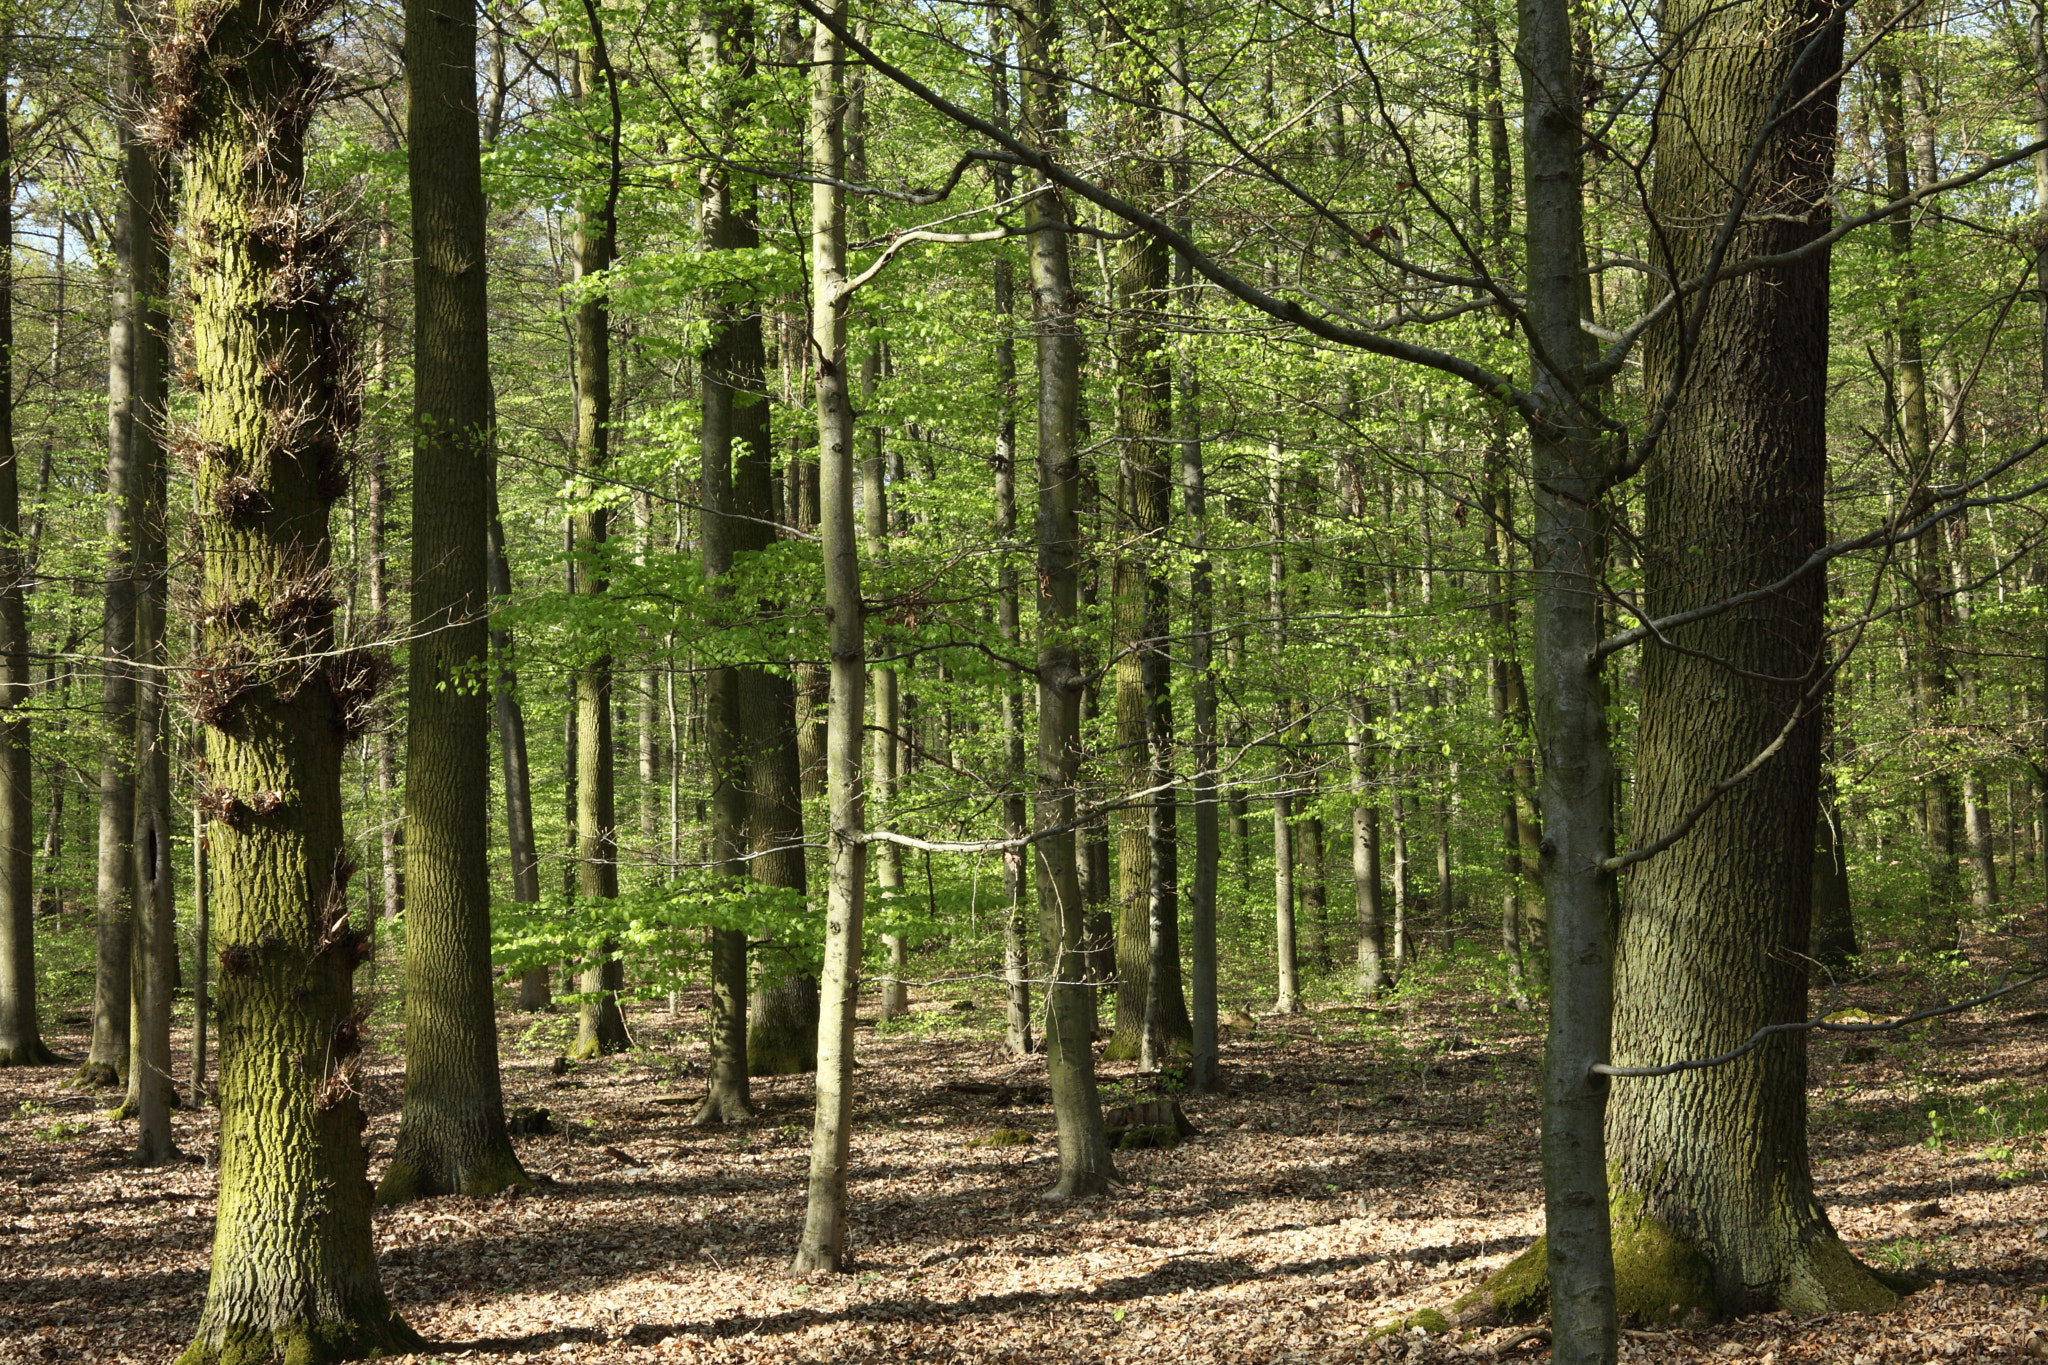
(378, 0, 531, 1201)
(1606, 0, 1896, 1318)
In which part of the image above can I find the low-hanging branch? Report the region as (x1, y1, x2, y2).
(1592, 969, 2048, 1079)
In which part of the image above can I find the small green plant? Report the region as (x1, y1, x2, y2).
(1866, 1235, 1954, 1276)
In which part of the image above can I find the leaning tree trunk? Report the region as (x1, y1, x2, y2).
(567, 15, 629, 1061)
(0, 29, 50, 1070)
(161, 0, 416, 1350)
(1024, 0, 1113, 1198)
(1605, 0, 1898, 1318)
(791, 0, 865, 1270)
(377, 0, 531, 1202)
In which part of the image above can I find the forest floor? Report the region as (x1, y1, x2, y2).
(6, 950, 2048, 1364)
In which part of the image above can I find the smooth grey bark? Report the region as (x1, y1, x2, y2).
(487, 460, 548, 1010)
(989, 42, 1034, 1057)
(82, 23, 147, 1084)
(792, 1, 866, 1270)
(1520, 0, 1619, 1355)
(1268, 448, 1298, 1014)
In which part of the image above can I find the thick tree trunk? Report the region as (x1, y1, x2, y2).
(378, 0, 531, 1201)
(792, 4, 866, 1269)
(1605, 0, 1896, 1319)
(1024, 0, 1113, 1198)
(0, 33, 50, 1070)
(169, 0, 416, 1347)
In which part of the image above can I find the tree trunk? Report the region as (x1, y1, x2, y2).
(863, 345, 909, 1023)
(792, 0, 866, 1269)
(987, 61, 1034, 1056)
(1269, 450, 1299, 1014)
(1023, 0, 1113, 1198)
(130, 140, 176, 1153)
(1605, 0, 1896, 1318)
(0, 27, 49, 1070)
(1350, 702, 1386, 998)
(693, 0, 761, 1120)
(488, 453, 547, 1010)
(169, 0, 416, 1345)
(378, 0, 531, 1201)
(566, 20, 630, 1062)
(82, 19, 146, 1085)
(1105, 33, 1183, 1059)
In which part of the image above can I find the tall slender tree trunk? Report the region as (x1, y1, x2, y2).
(863, 345, 908, 1021)
(1023, 0, 1113, 1197)
(792, 0, 866, 1269)
(1269, 449, 1298, 1014)
(378, 0, 531, 1201)
(131, 146, 177, 1154)
(568, 16, 629, 1060)
(0, 27, 49, 1070)
(168, 0, 416, 1344)
(82, 17, 147, 1085)
(694, 0, 761, 1120)
(989, 40, 1033, 1058)
(1605, 0, 1897, 1318)
(1105, 15, 1184, 1059)
(1349, 702, 1385, 996)
(488, 459, 548, 1010)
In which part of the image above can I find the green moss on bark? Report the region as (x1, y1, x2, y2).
(174, 1311, 421, 1365)
(1609, 1190, 1717, 1325)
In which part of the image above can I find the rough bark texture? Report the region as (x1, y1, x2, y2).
(1609, 0, 1894, 1320)
(166, 0, 416, 1349)
(378, 0, 530, 1202)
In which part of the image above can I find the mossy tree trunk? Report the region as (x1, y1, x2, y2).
(1104, 27, 1186, 1060)
(377, 0, 531, 1203)
(1024, 0, 1114, 1198)
(1607, 0, 1896, 1320)
(163, 0, 416, 1350)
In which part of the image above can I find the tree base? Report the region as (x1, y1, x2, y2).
(375, 1139, 533, 1205)
(175, 1309, 422, 1365)
(748, 1022, 816, 1077)
(1099, 1030, 1191, 1064)
(1452, 1197, 1906, 1327)
(0, 1038, 63, 1066)
(692, 1088, 756, 1126)
(70, 1060, 121, 1089)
